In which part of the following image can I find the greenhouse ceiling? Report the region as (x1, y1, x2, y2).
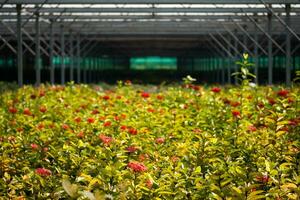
(0, 0, 300, 35)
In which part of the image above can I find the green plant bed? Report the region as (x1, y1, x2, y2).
(0, 81, 299, 199)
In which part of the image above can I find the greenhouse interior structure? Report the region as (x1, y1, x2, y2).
(1, 1, 300, 200)
(0, 0, 299, 85)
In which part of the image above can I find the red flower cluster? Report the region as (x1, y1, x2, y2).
(8, 107, 17, 114)
(74, 117, 81, 123)
(126, 146, 138, 153)
(232, 110, 241, 117)
(128, 127, 138, 135)
(99, 134, 113, 145)
(103, 121, 112, 127)
(141, 92, 150, 98)
(155, 137, 165, 144)
(256, 175, 269, 183)
(211, 87, 221, 93)
(156, 95, 164, 100)
(87, 117, 95, 124)
(103, 95, 110, 100)
(35, 168, 51, 177)
(248, 125, 257, 132)
(277, 89, 289, 98)
(31, 143, 39, 150)
(62, 124, 69, 130)
(23, 108, 32, 116)
(39, 106, 47, 113)
(127, 161, 147, 172)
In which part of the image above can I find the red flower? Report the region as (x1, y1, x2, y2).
(248, 125, 257, 132)
(141, 92, 150, 98)
(256, 175, 269, 183)
(103, 121, 112, 127)
(231, 101, 240, 107)
(23, 108, 32, 116)
(232, 110, 241, 117)
(74, 117, 81, 123)
(103, 95, 110, 100)
(211, 87, 221, 93)
(126, 146, 138, 153)
(99, 134, 113, 145)
(277, 89, 289, 98)
(268, 98, 276, 105)
(92, 109, 99, 115)
(120, 125, 127, 131)
(147, 108, 155, 113)
(146, 179, 153, 189)
(128, 128, 138, 135)
(87, 117, 95, 124)
(39, 106, 47, 113)
(155, 137, 165, 144)
(31, 143, 39, 150)
(35, 168, 51, 177)
(62, 124, 69, 130)
(39, 90, 45, 97)
(157, 95, 164, 100)
(8, 107, 17, 114)
(77, 131, 84, 138)
(127, 161, 147, 172)
(114, 116, 120, 121)
(37, 123, 45, 130)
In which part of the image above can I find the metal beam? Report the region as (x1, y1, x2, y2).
(50, 21, 54, 84)
(3, 0, 300, 4)
(70, 33, 74, 81)
(286, 4, 291, 86)
(260, 0, 300, 42)
(232, 20, 268, 56)
(254, 18, 259, 84)
(267, 5, 273, 85)
(35, 9, 41, 86)
(76, 34, 81, 83)
(17, 4, 23, 87)
(245, 13, 285, 54)
(0, 35, 17, 54)
(2, 7, 300, 13)
(60, 25, 65, 85)
(0, 21, 36, 56)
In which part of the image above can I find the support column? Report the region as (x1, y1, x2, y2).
(17, 4, 23, 87)
(267, 5, 273, 85)
(60, 25, 65, 85)
(35, 9, 41, 86)
(234, 30, 238, 85)
(227, 35, 231, 84)
(70, 33, 74, 82)
(286, 4, 291, 86)
(77, 35, 81, 83)
(254, 20, 259, 84)
(242, 25, 247, 53)
(50, 21, 54, 85)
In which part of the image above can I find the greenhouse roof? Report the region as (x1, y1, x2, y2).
(0, 0, 300, 36)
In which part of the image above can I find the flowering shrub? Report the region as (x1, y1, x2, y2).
(0, 82, 299, 199)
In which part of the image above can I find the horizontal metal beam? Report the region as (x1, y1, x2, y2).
(2, 0, 300, 4)
(2, 7, 300, 13)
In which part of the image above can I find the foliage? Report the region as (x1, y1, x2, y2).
(0, 82, 299, 199)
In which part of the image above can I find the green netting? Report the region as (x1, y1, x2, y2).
(130, 57, 177, 70)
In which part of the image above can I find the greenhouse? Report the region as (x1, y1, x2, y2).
(0, 0, 300, 199)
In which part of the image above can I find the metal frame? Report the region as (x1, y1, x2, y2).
(0, 1, 299, 86)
